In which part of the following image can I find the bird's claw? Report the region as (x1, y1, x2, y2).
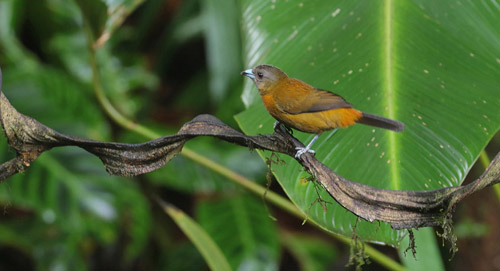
(295, 147, 315, 158)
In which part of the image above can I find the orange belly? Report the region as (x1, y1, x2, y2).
(261, 93, 362, 134)
(276, 108, 362, 134)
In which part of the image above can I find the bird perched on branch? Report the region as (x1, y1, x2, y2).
(241, 64, 404, 158)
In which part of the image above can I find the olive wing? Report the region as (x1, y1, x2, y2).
(275, 87, 353, 115)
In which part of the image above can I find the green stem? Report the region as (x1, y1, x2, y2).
(479, 150, 500, 202)
(84, 23, 404, 271)
(479, 150, 490, 169)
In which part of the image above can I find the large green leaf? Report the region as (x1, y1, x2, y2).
(236, 0, 500, 245)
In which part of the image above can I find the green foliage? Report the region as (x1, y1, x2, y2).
(201, 0, 242, 103)
(161, 201, 232, 271)
(454, 219, 489, 239)
(159, 242, 206, 271)
(196, 194, 280, 270)
(149, 137, 266, 193)
(0, 0, 498, 270)
(0, 0, 153, 269)
(0, 144, 151, 269)
(75, 0, 107, 40)
(0, 0, 262, 269)
(282, 232, 338, 271)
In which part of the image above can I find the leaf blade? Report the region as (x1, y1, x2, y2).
(237, 0, 500, 245)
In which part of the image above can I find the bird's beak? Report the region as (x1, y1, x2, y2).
(240, 69, 255, 79)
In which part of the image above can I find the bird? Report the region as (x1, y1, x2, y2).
(241, 64, 404, 158)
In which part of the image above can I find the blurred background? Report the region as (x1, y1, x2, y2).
(0, 0, 499, 270)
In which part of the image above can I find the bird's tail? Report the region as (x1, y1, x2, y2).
(357, 112, 404, 132)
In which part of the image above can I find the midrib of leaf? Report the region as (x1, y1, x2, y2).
(384, 0, 400, 190)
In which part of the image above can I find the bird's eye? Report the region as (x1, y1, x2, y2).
(257, 72, 263, 78)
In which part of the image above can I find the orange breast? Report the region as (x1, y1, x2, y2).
(260, 94, 362, 134)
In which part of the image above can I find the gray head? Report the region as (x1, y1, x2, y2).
(241, 64, 288, 94)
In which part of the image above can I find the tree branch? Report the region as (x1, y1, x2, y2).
(1, 74, 499, 230)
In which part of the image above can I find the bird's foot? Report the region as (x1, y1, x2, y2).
(295, 146, 315, 158)
(273, 121, 280, 130)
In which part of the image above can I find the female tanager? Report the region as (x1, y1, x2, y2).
(241, 64, 404, 158)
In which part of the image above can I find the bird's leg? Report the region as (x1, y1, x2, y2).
(273, 121, 293, 135)
(295, 134, 319, 158)
(273, 121, 280, 130)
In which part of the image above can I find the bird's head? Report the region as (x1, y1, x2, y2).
(241, 64, 288, 94)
